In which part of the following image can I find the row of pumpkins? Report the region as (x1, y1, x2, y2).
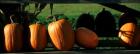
(1, 8, 140, 52)
(3, 15, 99, 52)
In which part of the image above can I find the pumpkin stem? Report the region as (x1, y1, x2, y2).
(10, 15, 15, 23)
(36, 21, 41, 24)
(53, 16, 58, 21)
(102, 8, 105, 11)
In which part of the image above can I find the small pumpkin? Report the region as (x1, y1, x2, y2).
(4, 15, 23, 52)
(118, 12, 138, 49)
(118, 23, 136, 47)
(76, 27, 99, 49)
(76, 13, 95, 31)
(48, 17, 75, 51)
(29, 22, 47, 51)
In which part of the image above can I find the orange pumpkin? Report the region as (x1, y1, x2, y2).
(4, 15, 23, 52)
(29, 23, 47, 51)
(76, 27, 99, 49)
(4, 23, 23, 52)
(118, 23, 136, 47)
(48, 19, 75, 51)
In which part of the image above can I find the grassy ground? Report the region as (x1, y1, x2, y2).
(25, 3, 140, 29)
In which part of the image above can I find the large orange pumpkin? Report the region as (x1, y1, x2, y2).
(118, 23, 136, 47)
(48, 19, 75, 51)
(4, 23, 23, 52)
(76, 27, 99, 49)
(29, 23, 47, 51)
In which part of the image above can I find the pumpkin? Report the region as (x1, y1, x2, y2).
(118, 23, 136, 47)
(4, 15, 23, 52)
(4, 23, 23, 52)
(48, 18, 75, 51)
(76, 13, 95, 31)
(118, 12, 138, 49)
(95, 8, 116, 37)
(29, 23, 47, 51)
(76, 27, 99, 49)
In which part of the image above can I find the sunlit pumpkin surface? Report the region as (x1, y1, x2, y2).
(118, 23, 136, 46)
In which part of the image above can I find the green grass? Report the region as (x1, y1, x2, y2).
(37, 3, 122, 18)
(25, 3, 140, 29)
(25, 3, 140, 18)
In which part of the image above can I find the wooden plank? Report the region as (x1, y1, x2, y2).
(99, 3, 140, 18)
(0, 0, 140, 3)
(2, 50, 140, 54)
